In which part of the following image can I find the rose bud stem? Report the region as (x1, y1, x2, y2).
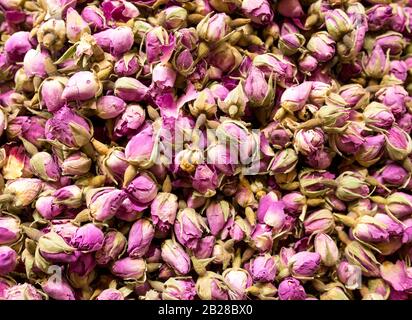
(334, 214, 356, 228)
(162, 175, 172, 193)
(230, 18, 251, 28)
(73, 209, 92, 225)
(91, 138, 110, 156)
(148, 280, 165, 292)
(245, 207, 256, 226)
(335, 226, 351, 245)
(147, 105, 160, 121)
(188, 13, 205, 24)
(191, 256, 214, 276)
(232, 248, 242, 269)
(369, 196, 387, 205)
(241, 247, 255, 264)
(123, 164, 139, 187)
(147, 263, 161, 273)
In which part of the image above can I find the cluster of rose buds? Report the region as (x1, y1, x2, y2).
(1, 0, 412, 301)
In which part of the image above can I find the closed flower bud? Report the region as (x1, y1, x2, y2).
(375, 85, 408, 118)
(352, 215, 389, 243)
(62, 71, 102, 101)
(363, 102, 394, 130)
(372, 32, 406, 56)
(337, 261, 362, 289)
(114, 104, 145, 139)
(304, 209, 335, 235)
(162, 278, 196, 300)
(114, 76, 148, 102)
(279, 22, 306, 56)
(218, 82, 248, 118)
(335, 171, 370, 201)
(159, 6, 187, 30)
(280, 82, 312, 113)
(0, 215, 21, 245)
(86, 187, 127, 221)
(3, 178, 42, 208)
(23, 49, 57, 78)
(209, 43, 242, 73)
(38, 232, 76, 265)
(277, 0, 304, 18)
(71, 223, 104, 252)
(175, 208, 208, 250)
(339, 84, 370, 109)
(320, 286, 350, 300)
(307, 32, 336, 62)
(39, 77, 68, 112)
(314, 233, 339, 267)
(114, 53, 140, 77)
(96, 95, 126, 119)
(111, 257, 146, 281)
(93, 26, 134, 57)
(35, 196, 64, 220)
(145, 26, 175, 64)
(299, 170, 336, 198)
(196, 271, 230, 300)
(52, 185, 82, 208)
(362, 45, 389, 79)
(206, 200, 233, 236)
(5, 283, 44, 300)
(62, 152, 92, 176)
(241, 0, 273, 25)
(41, 275, 75, 300)
(222, 268, 252, 300)
(197, 13, 231, 42)
(66, 7, 90, 43)
(278, 278, 306, 300)
(81, 6, 106, 31)
(282, 192, 306, 216)
(127, 219, 154, 258)
(0, 246, 17, 275)
(151, 192, 178, 232)
(366, 4, 393, 31)
(229, 216, 251, 242)
(248, 254, 277, 282)
(96, 289, 124, 300)
(268, 148, 298, 174)
(250, 224, 273, 253)
(37, 19, 66, 51)
(355, 134, 385, 167)
(244, 66, 274, 107)
(30, 152, 60, 182)
(95, 230, 127, 266)
(385, 126, 412, 161)
(288, 251, 321, 279)
(5, 31, 33, 62)
(161, 239, 191, 275)
(193, 236, 215, 259)
(257, 192, 285, 230)
(193, 165, 218, 196)
(383, 192, 412, 220)
(344, 241, 380, 277)
(126, 173, 158, 210)
(294, 128, 325, 156)
(325, 9, 353, 41)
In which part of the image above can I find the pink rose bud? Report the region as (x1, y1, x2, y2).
(278, 278, 306, 300)
(93, 26, 134, 56)
(304, 209, 335, 235)
(0, 215, 21, 245)
(62, 152, 92, 176)
(125, 124, 157, 168)
(282, 192, 306, 216)
(268, 148, 298, 174)
(62, 71, 102, 101)
(362, 45, 389, 79)
(277, 0, 304, 18)
(339, 84, 370, 109)
(81, 5, 106, 31)
(127, 219, 154, 258)
(5, 283, 44, 300)
(41, 274, 76, 300)
(253, 53, 296, 85)
(23, 49, 57, 78)
(3, 178, 43, 208)
(337, 261, 362, 289)
(197, 13, 231, 42)
(398, 113, 412, 135)
(335, 171, 370, 201)
(355, 134, 385, 167)
(95, 230, 127, 266)
(332, 121, 365, 155)
(288, 251, 321, 278)
(0, 246, 17, 275)
(37, 18, 66, 51)
(161, 239, 191, 275)
(390, 60, 408, 82)
(363, 102, 394, 130)
(71, 223, 104, 252)
(247, 254, 277, 282)
(162, 278, 196, 300)
(111, 257, 146, 281)
(384, 192, 412, 220)
(206, 200, 233, 236)
(4, 31, 33, 62)
(279, 22, 306, 56)
(241, 0, 273, 25)
(298, 52, 318, 73)
(314, 233, 339, 267)
(385, 126, 412, 161)
(174, 208, 208, 250)
(374, 213, 403, 237)
(114, 77, 148, 102)
(193, 235, 215, 259)
(377, 163, 409, 187)
(380, 260, 412, 294)
(373, 32, 406, 56)
(86, 187, 127, 221)
(280, 81, 312, 113)
(257, 192, 286, 230)
(367, 4, 393, 31)
(229, 217, 251, 242)
(222, 268, 252, 300)
(113, 104, 145, 139)
(344, 241, 381, 277)
(146, 26, 175, 64)
(293, 128, 325, 156)
(375, 85, 408, 118)
(37, 232, 76, 264)
(45, 106, 92, 149)
(150, 192, 178, 232)
(35, 196, 64, 220)
(250, 223, 273, 253)
(66, 7, 90, 43)
(52, 185, 83, 208)
(39, 76, 68, 112)
(196, 271, 230, 300)
(160, 6, 188, 30)
(307, 32, 336, 62)
(192, 165, 218, 195)
(30, 152, 60, 182)
(126, 173, 158, 210)
(96, 289, 124, 300)
(114, 54, 140, 77)
(325, 9, 353, 41)
(152, 63, 177, 90)
(96, 95, 126, 119)
(244, 65, 274, 107)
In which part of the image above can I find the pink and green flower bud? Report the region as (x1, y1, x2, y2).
(161, 239, 191, 275)
(2, 145, 31, 180)
(278, 21, 305, 56)
(372, 32, 406, 56)
(363, 102, 394, 130)
(93, 26, 134, 57)
(81, 6, 106, 31)
(314, 233, 339, 267)
(280, 81, 312, 113)
(66, 7, 90, 43)
(206, 200, 233, 237)
(96, 95, 126, 119)
(62, 71, 102, 101)
(159, 6, 188, 30)
(70, 223, 104, 252)
(298, 52, 318, 73)
(192, 165, 218, 196)
(86, 187, 127, 221)
(39, 76, 68, 112)
(307, 32, 336, 62)
(5, 283, 44, 300)
(335, 171, 369, 201)
(355, 134, 385, 167)
(150, 192, 178, 232)
(331, 121, 365, 155)
(127, 219, 154, 258)
(209, 43, 243, 73)
(362, 45, 389, 79)
(294, 128, 325, 156)
(3, 178, 42, 208)
(344, 241, 381, 277)
(304, 148, 335, 170)
(196, 13, 231, 42)
(282, 192, 306, 216)
(96, 289, 124, 300)
(299, 169, 336, 198)
(337, 261, 362, 289)
(218, 82, 248, 118)
(45, 106, 92, 149)
(241, 0, 273, 25)
(114, 104, 145, 139)
(37, 231, 76, 265)
(377, 163, 409, 188)
(222, 267, 252, 300)
(229, 216, 251, 242)
(196, 271, 230, 300)
(146, 26, 175, 64)
(268, 148, 298, 174)
(380, 260, 412, 294)
(193, 235, 215, 259)
(52, 185, 82, 208)
(95, 230, 127, 266)
(174, 208, 208, 250)
(244, 66, 274, 107)
(35, 196, 64, 220)
(162, 278, 196, 300)
(248, 254, 277, 282)
(152, 63, 177, 90)
(383, 192, 412, 220)
(0, 215, 21, 245)
(62, 152, 92, 176)
(288, 251, 321, 279)
(41, 274, 75, 300)
(126, 173, 158, 210)
(111, 257, 146, 282)
(385, 126, 412, 161)
(339, 84, 370, 109)
(278, 278, 306, 300)
(4, 31, 33, 62)
(23, 49, 57, 78)
(389, 60, 408, 82)
(277, 0, 304, 18)
(37, 18, 66, 52)
(375, 85, 408, 118)
(325, 9, 353, 41)
(304, 209, 335, 235)
(0, 246, 17, 275)
(114, 53, 140, 77)
(250, 224, 273, 253)
(30, 152, 60, 182)
(366, 4, 393, 31)
(257, 192, 285, 230)
(114, 77, 148, 102)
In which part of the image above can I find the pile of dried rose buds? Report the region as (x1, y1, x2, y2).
(0, 0, 412, 300)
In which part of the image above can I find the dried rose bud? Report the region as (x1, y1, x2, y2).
(70, 223, 104, 252)
(62, 71, 102, 101)
(2, 145, 32, 180)
(52, 185, 82, 208)
(192, 165, 218, 196)
(0, 246, 17, 275)
(288, 251, 321, 279)
(304, 209, 335, 235)
(218, 82, 248, 118)
(337, 261, 362, 289)
(2, 178, 42, 208)
(37, 232, 76, 265)
(114, 76, 148, 102)
(250, 224, 273, 253)
(30, 152, 60, 182)
(0, 215, 21, 245)
(174, 208, 208, 250)
(366, 4, 393, 31)
(39, 76, 67, 113)
(307, 32, 336, 63)
(81, 6, 106, 31)
(66, 7, 90, 43)
(145, 26, 175, 64)
(362, 45, 389, 79)
(299, 169, 336, 198)
(150, 192, 178, 232)
(375, 85, 408, 118)
(339, 84, 370, 109)
(197, 13, 231, 42)
(37, 19, 66, 51)
(23, 49, 57, 78)
(96, 289, 124, 300)
(161, 239, 191, 275)
(279, 22, 306, 56)
(344, 241, 381, 277)
(294, 128, 325, 156)
(209, 43, 243, 74)
(127, 218, 154, 258)
(247, 254, 277, 283)
(383, 192, 412, 220)
(61, 152, 92, 176)
(314, 233, 339, 267)
(162, 278, 196, 300)
(335, 171, 370, 201)
(95, 230, 127, 266)
(126, 173, 158, 210)
(5, 283, 44, 300)
(363, 102, 394, 130)
(41, 274, 76, 300)
(35, 196, 64, 220)
(244, 66, 274, 108)
(268, 148, 298, 174)
(95, 95, 126, 119)
(355, 134, 385, 167)
(278, 278, 306, 300)
(241, 0, 273, 25)
(111, 257, 146, 282)
(280, 82, 312, 113)
(257, 192, 285, 230)
(222, 267, 252, 300)
(113, 104, 145, 139)
(93, 26, 134, 57)
(372, 32, 406, 56)
(5, 31, 33, 62)
(86, 187, 127, 221)
(229, 216, 251, 242)
(206, 200, 233, 237)
(196, 271, 230, 300)
(385, 126, 412, 161)
(325, 9, 353, 41)
(193, 236, 215, 259)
